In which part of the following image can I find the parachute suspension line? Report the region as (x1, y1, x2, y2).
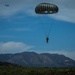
(39, 16, 53, 44)
(41, 24, 47, 37)
(40, 17, 47, 37)
(39, 15, 52, 38)
(47, 24, 52, 37)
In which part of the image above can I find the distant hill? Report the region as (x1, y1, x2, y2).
(0, 52, 75, 67)
(0, 62, 18, 67)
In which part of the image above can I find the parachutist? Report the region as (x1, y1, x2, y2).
(46, 37, 49, 43)
(35, 3, 59, 44)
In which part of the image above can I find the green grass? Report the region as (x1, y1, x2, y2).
(0, 66, 75, 75)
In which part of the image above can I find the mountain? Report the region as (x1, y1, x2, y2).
(0, 52, 75, 67)
(0, 62, 19, 67)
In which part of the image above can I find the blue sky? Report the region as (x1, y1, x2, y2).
(0, 0, 75, 60)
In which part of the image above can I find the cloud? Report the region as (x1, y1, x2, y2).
(0, 0, 34, 17)
(0, 42, 34, 54)
(0, 41, 75, 60)
(0, 0, 75, 23)
(49, 50, 75, 60)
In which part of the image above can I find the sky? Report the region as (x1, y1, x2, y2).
(0, 0, 75, 60)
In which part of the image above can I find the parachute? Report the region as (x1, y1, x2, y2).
(35, 3, 59, 43)
(35, 3, 59, 14)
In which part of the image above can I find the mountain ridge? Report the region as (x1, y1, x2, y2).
(0, 51, 75, 67)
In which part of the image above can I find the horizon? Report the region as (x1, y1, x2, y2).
(0, 0, 75, 60)
(0, 51, 75, 61)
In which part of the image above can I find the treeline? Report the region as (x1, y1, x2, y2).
(0, 65, 75, 75)
(0, 62, 19, 67)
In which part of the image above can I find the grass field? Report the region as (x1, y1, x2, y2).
(0, 66, 75, 75)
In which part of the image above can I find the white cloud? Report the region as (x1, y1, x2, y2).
(0, 42, 34, 54)
(49, 50, 75, 60)
(0, 0, 75, 23)
(0, 41, 75, 60)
